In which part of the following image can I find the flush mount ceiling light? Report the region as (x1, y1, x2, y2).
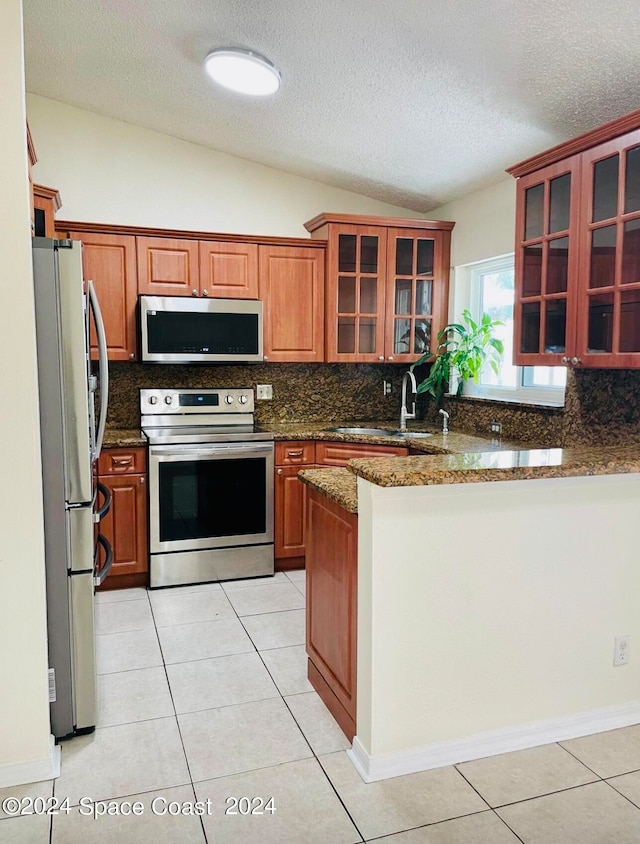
(204, 49, 281, 96)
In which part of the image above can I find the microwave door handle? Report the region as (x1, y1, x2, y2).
(88, 280, 109, 461)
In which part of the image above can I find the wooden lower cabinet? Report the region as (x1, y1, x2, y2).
(97, 448, 148, 590)
(306, 488, 358, 740)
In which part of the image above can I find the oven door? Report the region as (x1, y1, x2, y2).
(149, 442, 274, 553)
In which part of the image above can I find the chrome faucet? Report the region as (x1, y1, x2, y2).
(399, 370, 417, 431)
(439, 408, 450, 435)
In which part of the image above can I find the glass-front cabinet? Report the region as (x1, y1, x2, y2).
(513, 156, 580, 366)
(511, 115, 640, 369)
(304, 214, 454, 363)
(577, 131, 640, 367)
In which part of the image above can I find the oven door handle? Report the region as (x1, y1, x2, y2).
(150, 443, 274, 458)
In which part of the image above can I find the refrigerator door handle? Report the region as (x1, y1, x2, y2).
(88, 280, 109, 461)
(94, 533, 114, 587)
(94, 481, 112, 523)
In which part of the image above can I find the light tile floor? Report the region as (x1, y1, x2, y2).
(5, 571, 640, 841)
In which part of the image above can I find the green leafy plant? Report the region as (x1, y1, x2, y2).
(410, 310, 504, 404)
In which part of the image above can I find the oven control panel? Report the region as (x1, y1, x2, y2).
(140, 388, 255, 414)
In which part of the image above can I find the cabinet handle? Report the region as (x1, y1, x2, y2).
(192, 289, 198, 296)
(113, 458, 132, 466)
(378, 355, 384, 361)
(277, 468, 283, 475)
(388, 355, 394, 361)
(202, 289, 209, 297)
(561, 356, 569, 364)
(287, 450, 304, 458)
(571, 356, 581, 365)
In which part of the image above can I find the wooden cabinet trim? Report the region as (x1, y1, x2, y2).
(33, 184, 62, 211)
(56, 219, 326, 250)
(304, 212, 455, 233)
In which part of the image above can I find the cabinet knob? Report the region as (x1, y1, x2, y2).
(561, 356, 569, 364)
(202, 289, 209, 297)
(571, 356, 581, 365)
(129, 353, 135, 359)
(139, 476, 145, 484)
(277, 468, 283, 475)
(388, 356, 394, 361)
(192, 289, 198, 296)
(378, 356, 384, 361)
(263, 355, 269, 361)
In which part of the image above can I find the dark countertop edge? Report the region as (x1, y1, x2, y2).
(103, 429, 147, 447)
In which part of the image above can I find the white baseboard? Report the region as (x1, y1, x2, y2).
(348, 699, 640, 782)
(0, 735, 60, 789)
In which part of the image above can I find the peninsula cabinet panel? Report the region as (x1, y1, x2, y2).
(67, 231, 137, 361)
(136, 237, 200, 296)
(199, 241, 259, 299)
(306, 489, 358, 740)
(97, 473, 148, 588)
(259, 245, 325, 362)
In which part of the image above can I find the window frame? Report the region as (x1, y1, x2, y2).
(457, 255, 566, 407)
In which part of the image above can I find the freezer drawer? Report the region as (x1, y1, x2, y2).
(70, 572, 96, 733)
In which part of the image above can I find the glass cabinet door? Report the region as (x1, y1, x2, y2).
(384, 228, 448, 363)
(577, 130, 640, 365)
(329, 226, 387, 361)
(514, 157, 579, 365)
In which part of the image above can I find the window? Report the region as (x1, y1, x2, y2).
(460, 256, 566, 405)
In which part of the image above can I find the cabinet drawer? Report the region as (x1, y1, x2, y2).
(98, 447, 147, 475)
(275, 441, 316, 465)
(316, 442, 408, 466)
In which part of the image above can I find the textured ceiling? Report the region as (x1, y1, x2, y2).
(22, 0, 640, 212)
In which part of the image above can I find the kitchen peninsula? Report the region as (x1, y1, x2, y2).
(300, 444, 640, 783)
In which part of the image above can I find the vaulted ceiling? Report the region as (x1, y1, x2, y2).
(23, 0, 640, 211)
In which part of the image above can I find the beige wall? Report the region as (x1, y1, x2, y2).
(431, 178, 516, 267)
(356, 473, 640, 775)
(27, 94, 416, 237)
(0, 0, 52, 782)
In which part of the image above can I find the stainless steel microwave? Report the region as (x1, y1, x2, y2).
(139, 296, 263, 363)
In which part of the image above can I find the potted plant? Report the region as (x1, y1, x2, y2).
(410, 310, 504, 404)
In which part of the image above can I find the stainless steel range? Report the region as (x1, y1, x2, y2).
(141, 388, 274, 588)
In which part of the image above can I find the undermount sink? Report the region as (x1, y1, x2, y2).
(327, 426, 432, 438)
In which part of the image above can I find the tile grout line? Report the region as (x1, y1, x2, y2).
(556, 741, 606, 779)
(603, 777, 640, 813)
(147, 595, 211, 844)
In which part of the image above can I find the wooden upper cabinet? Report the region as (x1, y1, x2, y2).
(259, 244, 325, 362)
(137, 237, 199, 296)
(33, 184, 62, 238)
(509, 110, 640, 369)
(199, 240, 258, 299)
(67, 231, 138, 361)
(305, 213, 454, 363)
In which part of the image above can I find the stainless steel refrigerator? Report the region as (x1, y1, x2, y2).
(32, 238, 112, 740)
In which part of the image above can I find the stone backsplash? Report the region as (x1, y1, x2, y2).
(107, 362, 406, 429)
(107, 362, 640, 448)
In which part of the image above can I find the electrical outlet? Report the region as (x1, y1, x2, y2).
(383, 380, 392, 396)
(490, 421, 502, 435)
(614, 635, 630, 666)
(256, 384, 273, 400)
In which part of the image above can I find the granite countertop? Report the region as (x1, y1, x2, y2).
(264, 421, 528, 454)
(348, 444, 640, 487)
(298, 468, 358, 514)
(103, 429, 147, 447)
